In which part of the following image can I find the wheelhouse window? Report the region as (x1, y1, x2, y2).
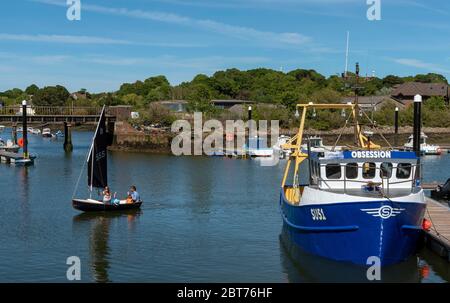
(362, 162, 376, 179)
(396, 163, 412, 179)
(345, 163, 358, 179)
(380, 162, 393, 178)
(326, 164, 341, 179)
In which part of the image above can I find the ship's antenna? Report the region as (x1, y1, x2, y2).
(344, 31, 350, 77)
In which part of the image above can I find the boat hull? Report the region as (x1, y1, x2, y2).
(280, 192, 426, 266)
(72, 199, 142, 212)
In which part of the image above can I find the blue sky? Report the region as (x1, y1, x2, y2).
(1, 0, 450, 92)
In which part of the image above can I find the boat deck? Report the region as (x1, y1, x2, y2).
(424, 198, 450, 262)
(317, 187, 421, 199)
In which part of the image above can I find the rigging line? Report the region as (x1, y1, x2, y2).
(72, 136, 93, 199)
(361, 110, 392, 149)
(72, 151, 88, 199)
(332, 112, 352, 151)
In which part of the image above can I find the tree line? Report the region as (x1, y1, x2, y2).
(0, 68, 449, 129)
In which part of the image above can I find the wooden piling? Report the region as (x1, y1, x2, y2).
(63, 122, 73, 152)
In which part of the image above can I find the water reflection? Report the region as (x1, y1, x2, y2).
(279, 225, 422, 283)
(18, 167, 31, 241)
(72, 210, 141, 282)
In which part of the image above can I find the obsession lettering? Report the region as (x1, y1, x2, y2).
(351, 151, 391, 159)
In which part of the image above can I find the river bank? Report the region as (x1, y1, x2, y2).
(110, 122, 450, 153)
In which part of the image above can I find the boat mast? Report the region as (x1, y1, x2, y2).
(90, 142, 94, 198)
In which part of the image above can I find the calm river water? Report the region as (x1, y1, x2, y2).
(0, 130, 449, 282)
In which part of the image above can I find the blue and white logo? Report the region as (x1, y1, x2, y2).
(361, 206, 405, 219)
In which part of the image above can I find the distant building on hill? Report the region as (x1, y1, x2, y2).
(156, 100, 188, 112)
(391, 82, 450, 105)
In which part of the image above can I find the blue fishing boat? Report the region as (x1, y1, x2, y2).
(280, 103, 426, 266)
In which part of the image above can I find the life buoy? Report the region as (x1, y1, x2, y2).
(18, 138, 24, 148)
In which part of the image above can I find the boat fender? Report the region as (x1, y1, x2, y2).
(422, 218, 432, 231)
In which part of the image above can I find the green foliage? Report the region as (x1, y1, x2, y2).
(134, 103, 177, 127)
(424, 96, 446, 111)
(2, 68, 449, 130)
(382, 75, 404, 87)
(414, 73, 448, 84)
(25, 84, 39, 95)
(117, 75, 171, 103)
(186, 83, 215, 113)
(33, 85, 70, 106)
(96, 93, 123, 106)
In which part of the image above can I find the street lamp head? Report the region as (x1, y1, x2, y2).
(395, 107, 399, 112)
(414, 94, 422, 103)
(248, 106, 252, 111)
(22, 100, 27, 106)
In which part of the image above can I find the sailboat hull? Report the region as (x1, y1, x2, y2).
(72, 199, 142, 212)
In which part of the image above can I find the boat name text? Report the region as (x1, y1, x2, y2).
(350, 151, 391, 159)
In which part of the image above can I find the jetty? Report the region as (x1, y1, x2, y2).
(0, 150, 34, 165)
(423, 198, 450, 262)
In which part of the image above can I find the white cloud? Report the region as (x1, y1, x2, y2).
(80, 54, 271, 71)
(0, 33, 132, 45)
(0, 33, 203, 48)
(393, 58, 450, 74)
(32, 0, 312, 47)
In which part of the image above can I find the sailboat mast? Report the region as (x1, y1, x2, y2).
(90, 142, 94, 198)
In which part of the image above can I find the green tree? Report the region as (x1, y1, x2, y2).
(382, 75, 404, 87)
(424, 96, 446, 111)
(33, 85, 70, 106)
(25, 84, 39, 96)
(186, 84, 214, 113)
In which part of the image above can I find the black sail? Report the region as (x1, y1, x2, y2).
(88, 106, 108, 189)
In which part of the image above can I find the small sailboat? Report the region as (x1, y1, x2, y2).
(72, 106, 142, 212)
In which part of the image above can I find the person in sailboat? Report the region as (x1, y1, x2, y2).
(128, 186, 140, 203)
(102, 186, 112, 203)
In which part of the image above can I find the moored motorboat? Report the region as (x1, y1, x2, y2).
(404, 132, 442, 155)
(280, 102, 426, 266)
(273, 135, 292, 159)
(245, 137, 274, 157)
(0, 138, 20, 153)
(42, 128, 52, 138)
